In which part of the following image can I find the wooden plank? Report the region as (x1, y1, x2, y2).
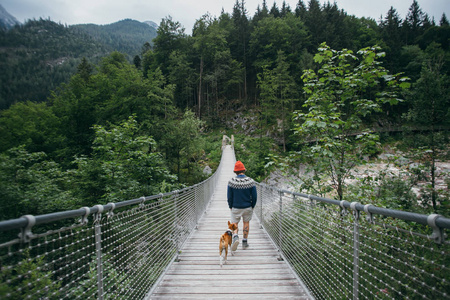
(158, 279, 301, 287)
(166, 263, 286, 270)
(176, 256, 281, 262)
(161, 274, 298, 281)
(165, 269, 293, 275)
(150, 295, 311, 300)
(148, 145, 311, 300)
(174, 260, 285, 266)
(153, 286, 307, 295)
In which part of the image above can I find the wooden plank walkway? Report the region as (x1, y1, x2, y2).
(149, 145, 312, 299)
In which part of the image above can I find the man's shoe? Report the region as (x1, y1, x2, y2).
(242, 240, 249, 249)
(231, 234, 239, 251)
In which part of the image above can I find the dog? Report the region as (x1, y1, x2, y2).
(219, 221, 238, 267)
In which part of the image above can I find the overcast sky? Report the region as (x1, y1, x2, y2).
(2, 0, 449, 33)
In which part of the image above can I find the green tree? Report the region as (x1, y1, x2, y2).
(305, 0, 325, 50)
(77, 57, 93, 83)
(141, 49, 157, 78)
(253, 0, 269, 24)
(402, 0, 426, 45)
(133, 54, 142, 69)
(380, 7, 403, 72)
(0, 146, 77, 220)
(0, 249, 61, 299)
(406, 61, 450, 212)
(293, 43, 409, 200)
(440, 13, 449, 26)
(258, 50, 297, 152)
(163, 110, 205, 184)
(230, 0, 250, 100)
(70, 255, 131, 299)
(192, 15, 210, 118)
(71, 116, 176, 206)
(193, 14, 240, 119)
(51, 52, 177, 162)
(250, 14, 308, 72)
(0, 101, 62, 155)
(167, 50, 195, 109)
(152, 16, 186, 76)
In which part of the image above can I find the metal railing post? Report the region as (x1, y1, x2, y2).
(351, 202, 360, 300)
(259, 186, 263, 229)
(278, 191, 284, 261)
(174, 191, 180, 262)
(94, 205, 104, 300)
(194, 186, 198, 229)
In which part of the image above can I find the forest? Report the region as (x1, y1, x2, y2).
(0, 0, 449, 223)
(0, 18, 157, 109)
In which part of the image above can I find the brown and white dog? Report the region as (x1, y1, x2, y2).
(219, 221, 238, 267)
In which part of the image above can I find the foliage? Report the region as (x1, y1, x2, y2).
(0, 50, 216, 221)
(234, 133, 278, 182)
(0, 249, 61, 299)
(0, 0, 448, 224)
(0, 101, 63, 155)
(0, 18, 107, 109)
(405, 61, 450, 211)
(160, 110, 206, 185)
(0, 146, 78, 220)
(70, 115, 176, 206)
(49, 51, 176, 163)
(293, 43, 410, 200)
(257, 50, 297, 151)
(70, 255, 131, 299)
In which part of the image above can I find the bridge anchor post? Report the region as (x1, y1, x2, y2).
(94, 205, 105, 300)
(351, 202, 361, 300)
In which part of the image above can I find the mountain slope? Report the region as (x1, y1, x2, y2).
(0, 18, 108, 109)
(0, 4, 20, 30)
(72, 19, 157, 57)
(144, 20, 159, 30)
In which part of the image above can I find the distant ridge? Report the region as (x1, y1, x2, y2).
(72, 19, 158, 56)
(0, 4, 21, 29)
(144, 20, 158, 30)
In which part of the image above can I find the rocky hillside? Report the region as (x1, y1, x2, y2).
(0, 4, 20, 30)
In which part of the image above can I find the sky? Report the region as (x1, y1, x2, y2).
(2, 0, 449, 34)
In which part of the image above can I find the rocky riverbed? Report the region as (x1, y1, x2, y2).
(264, 151, 450, 201)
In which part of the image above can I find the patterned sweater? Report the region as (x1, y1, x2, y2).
(227, 174, 257, 209)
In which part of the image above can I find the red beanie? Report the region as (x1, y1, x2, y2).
(234, 161, 246, 172)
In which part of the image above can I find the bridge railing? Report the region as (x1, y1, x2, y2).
(254, 183, 450, 300)
(0, 145, 226, 299)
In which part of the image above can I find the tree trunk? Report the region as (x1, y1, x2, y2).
(198, 56, 203, 118)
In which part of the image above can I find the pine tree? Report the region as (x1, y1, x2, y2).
(133, 55, 141, 69)
(269, 2, 280, 18)
(230, 0, 250, 100)
(380, 7, 403, 71)
(407, 62, 449, 212)
(402, 0, 425, 44)
(77, 57, 93, 83)
(439, 13, 449, 26)
(306, 0, 325, 49)
(295, 0, 307, 19)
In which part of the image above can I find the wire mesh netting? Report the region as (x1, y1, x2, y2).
(254, 184, 450, 300)
(1, 140, 449, 300)
(0, 155, 222, 300)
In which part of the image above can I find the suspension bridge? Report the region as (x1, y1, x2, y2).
(0, 136, 449, 299)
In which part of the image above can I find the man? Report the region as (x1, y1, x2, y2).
(227, 160, 257, 250)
